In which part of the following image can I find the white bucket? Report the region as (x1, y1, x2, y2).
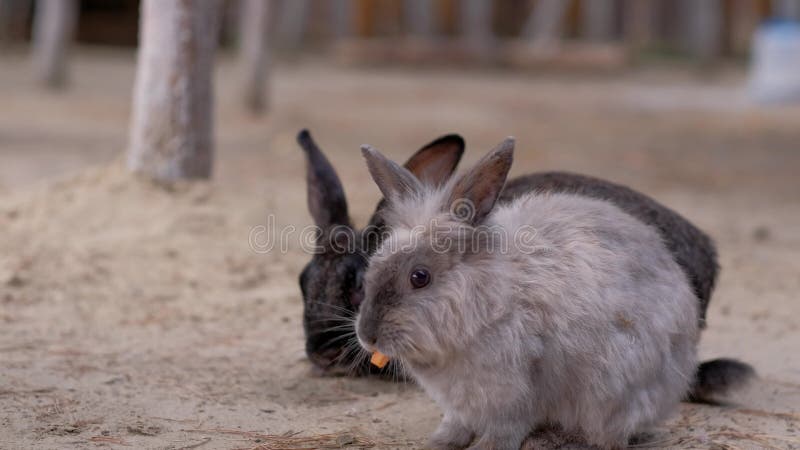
(749, 20, 800, 104)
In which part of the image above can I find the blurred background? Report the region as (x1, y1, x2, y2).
(2, 0, 800, 187)
(1, 1, 799, 449)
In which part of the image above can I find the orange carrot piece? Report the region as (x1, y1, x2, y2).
(370, 351, 390, 368)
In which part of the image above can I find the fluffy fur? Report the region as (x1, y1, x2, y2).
(357, 140, 700, 449)
(688, 358, 757, 403)
(501, 172, 718, 327)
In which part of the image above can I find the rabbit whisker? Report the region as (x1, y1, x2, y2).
(317, 331, 359, 347)
(305, 301, 357, 316)
(306, 315, 356, 325)
(311, 323, 356, 334)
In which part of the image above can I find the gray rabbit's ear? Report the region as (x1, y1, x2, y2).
(447, 137, 515, 225)
(403, 134, 465, 187)
(297, 129, 352, 229)
(361, 144, 423, 203)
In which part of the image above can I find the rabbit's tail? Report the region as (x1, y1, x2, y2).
(687, 358, 756, 404)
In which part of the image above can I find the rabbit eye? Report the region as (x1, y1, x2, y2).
(409, 268, 431, 289)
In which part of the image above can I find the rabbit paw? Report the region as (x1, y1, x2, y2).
(426, 417, 474, 450)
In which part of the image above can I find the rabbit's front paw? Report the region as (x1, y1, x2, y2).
(426, 417, 474, 450)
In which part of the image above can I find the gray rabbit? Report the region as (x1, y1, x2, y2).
(357, 138, 698, 449)
(297, 130, 752, 403)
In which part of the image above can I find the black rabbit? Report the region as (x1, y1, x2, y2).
(297, 129, 753, 401)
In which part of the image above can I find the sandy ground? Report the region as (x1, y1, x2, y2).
(1, 48, 799, 449)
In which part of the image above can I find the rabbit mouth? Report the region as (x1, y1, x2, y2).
(374, 336, 427, 364)
(309, 346, 396, 377)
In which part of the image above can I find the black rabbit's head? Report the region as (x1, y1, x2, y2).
(297, 129, 463, 375)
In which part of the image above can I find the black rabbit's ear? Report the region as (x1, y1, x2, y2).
(297, 129, 351, 228)
(361, 144, 423, 203)
(403, 134, 465, 187)
(447, 137, 514, 225)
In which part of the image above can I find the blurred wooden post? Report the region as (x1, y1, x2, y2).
(31, 0, 78, 88)
(730, 0, 760, 54)
(522, 0, 571, 48)
(404, 0, 434, 37)
(240, 0, 270, 114)
(331, 0, 355, 38)
(128, 0, 219, 182)
(219, 0, 242, 47)
(582, 0, 616, 42)
(277, 0, 309, 47)
(686, 0, 723, 62)
(774, 0, 800, 19)
(623, 0, 657, 49)
(460, 0, 492, 47)
(374, 0, 401, 35)
(0, 0, 32, 43)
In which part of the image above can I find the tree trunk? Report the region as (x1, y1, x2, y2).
(582, 0, 616, 42)
(686, 0, 722, 62)
(404, 0, 434, 37)
(127, 0, 219, 182)
(31, 0, 77, 88)
(623, 0, 656, 49)
(460, 0, 492, 47)
(240, 0, 270, 114)
(522, 0, 571, 47)
(0, 0, 32, 44)
(774, 0, 800, 19)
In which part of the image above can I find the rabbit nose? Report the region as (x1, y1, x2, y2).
(359, 321, 379, 348)
(355, 303, 380, 348)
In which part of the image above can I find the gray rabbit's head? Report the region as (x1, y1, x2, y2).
(355, 139, 514, 367)
(296, 129, 464, 374)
